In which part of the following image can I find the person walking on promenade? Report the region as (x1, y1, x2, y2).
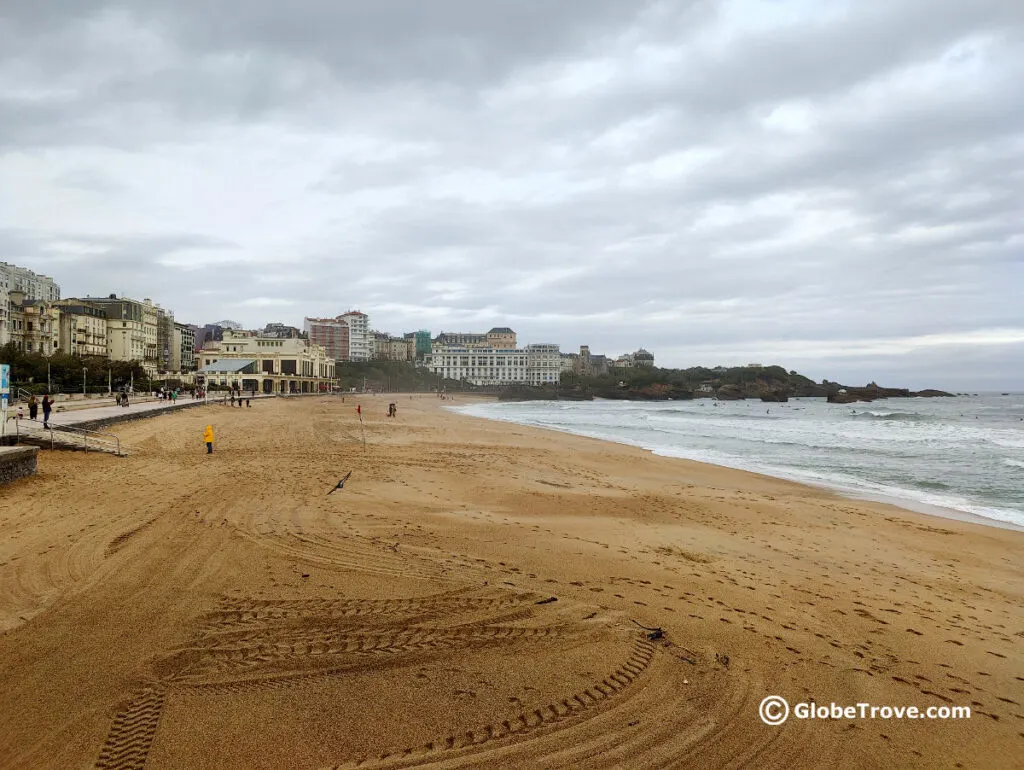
(28, 394, 38, 420)
(42, 394, 53, 428)
(230, 393, 236, 407)
(204, 424, 215, 454)
(115, 391, 122, 407)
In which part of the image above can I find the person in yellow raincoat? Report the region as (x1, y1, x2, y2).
(203, 424, 214, 454)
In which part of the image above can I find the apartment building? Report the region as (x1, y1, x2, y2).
(152, 302, 174, 373)
(339, 311, 370, 361)
(6, 291, 60, 355)
(304, 316, 350, 361)
(425, 338, 560, 387)
(172, 322, 196, 372)
(55, 300, 108, 357)
(525, 344, 561, 385)
(197, 329, 335, 393)
(83, 294, 151, 372)
(372, 332, 413, 361)
(304, 311, 370, 362)
(0, 262, 61, 346)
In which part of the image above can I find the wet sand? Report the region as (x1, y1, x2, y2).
(0, 395, 1020, 768)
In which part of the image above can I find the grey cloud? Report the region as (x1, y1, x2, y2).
(52, 168, 128, 194)
(0, 1, 1022, 387)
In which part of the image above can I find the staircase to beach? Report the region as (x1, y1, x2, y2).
(11, 419, 127, 456)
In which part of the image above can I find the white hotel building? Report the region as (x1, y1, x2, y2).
(426, 338, 561, 387)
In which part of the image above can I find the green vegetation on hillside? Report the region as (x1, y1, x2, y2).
(335, 361, 463, 392)
(554, 364, 824, 400)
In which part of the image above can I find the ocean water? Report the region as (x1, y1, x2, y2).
(452, 394, 1024, 530)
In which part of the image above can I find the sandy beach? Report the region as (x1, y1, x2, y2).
(0, 395, 1020, 768)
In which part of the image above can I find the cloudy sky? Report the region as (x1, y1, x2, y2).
(2, 0, 1022, 389)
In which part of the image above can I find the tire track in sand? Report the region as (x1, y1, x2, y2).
(327, 639, 656, 769)
(94, 685, 167, 770)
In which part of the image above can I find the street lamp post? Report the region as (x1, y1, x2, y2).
(82, 367, 87, 396)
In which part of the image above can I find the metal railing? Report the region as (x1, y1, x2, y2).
(18, 419, 124, 456)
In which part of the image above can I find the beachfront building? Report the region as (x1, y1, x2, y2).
(197, 329, 335, 393)
(84, 295, 156, 374)
(152, 302, 174, 373)
(172, 322, 197, 372)
(141, 300, 160, 373)
(304, 311, 371, 362)
(195, 358, 260, 391)
(305, 316, 350, 361)
(55, 300, 108, 357)
(5, 291, 61, 355)
(339, 311, 370, 361)
(425, 337, 560, 387)
(0, 262, 61, 346)
(525, 344, 561, 385)
(184, 324, 203, 353)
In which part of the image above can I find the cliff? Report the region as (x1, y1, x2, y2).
(558, 366, 953, 404)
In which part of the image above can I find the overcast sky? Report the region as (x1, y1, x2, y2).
(2, 1, 1022, 389)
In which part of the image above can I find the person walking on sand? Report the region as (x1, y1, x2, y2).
(42, 394, 53, 428)
(28, 394, 38, 420)
(204, 424, 215, 454)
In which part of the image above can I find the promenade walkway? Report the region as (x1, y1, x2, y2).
(6, 392, 321, 448)
(32, 396, 209, 428)
(4, 397, 213, 451)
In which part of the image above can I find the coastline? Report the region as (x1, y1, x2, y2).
(449, 399, 1024, 533)
(0, 395, 1019, 768)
